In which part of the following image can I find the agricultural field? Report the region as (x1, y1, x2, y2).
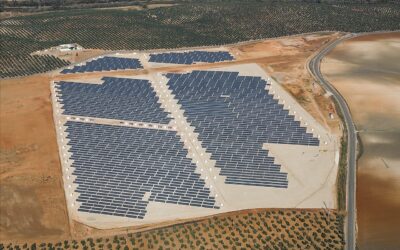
(0, 208, 345, 250)
(1, 2, 400, 78)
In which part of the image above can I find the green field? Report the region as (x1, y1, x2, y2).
(1, 2, 399, 78)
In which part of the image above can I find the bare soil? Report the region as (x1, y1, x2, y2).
(1, 32, 342, 243)
(0, 75, 70, 242)
(322, 32, 400, 250)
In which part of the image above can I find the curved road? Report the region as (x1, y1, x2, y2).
(308, 34, 357, 250)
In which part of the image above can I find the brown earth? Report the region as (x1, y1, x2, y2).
(0, 32, 343, 243)
(322, 32, 400, 250)
(0, 75, 70, 242)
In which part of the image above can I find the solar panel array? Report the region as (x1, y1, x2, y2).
(166, 71, 320, 188)
(55, 77, 171, 124)
(57, 68, 321, 219)
(67, 121, 219, 218)
(60, 56, 143, 74)
(149, 51, 234, 65)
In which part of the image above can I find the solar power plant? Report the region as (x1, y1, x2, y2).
(149, 51, 234, 65)
(55, 77, 171, 124)
(56, 69, 322, 220)
(60, 56, 143, 74)
(166, 71, 320, 188)
(66, 121, 218, 218)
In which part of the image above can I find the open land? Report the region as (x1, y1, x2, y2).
(1, 33, 344, 246)
(322, 32, 400, 250)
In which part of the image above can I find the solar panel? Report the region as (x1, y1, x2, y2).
(61, 57, 143, 74)
(149, 51, 234, 65)
(55, 77, 171, 124)
(66, 121, 219, 218)
(166, 70, 320, 188)
(56, 66, 322, 220)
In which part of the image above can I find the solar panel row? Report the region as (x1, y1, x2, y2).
(166, 70, 320, 188)
(55, 77, 171, 124)
(57, 70, 319, 219)
(67, 121, 219, 218)
(61, 57, 143, 74)
(149, 51, 234, 65)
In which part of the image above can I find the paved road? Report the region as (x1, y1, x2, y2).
(308, 34, 357, 250)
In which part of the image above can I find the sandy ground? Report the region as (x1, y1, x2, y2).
(322, 32, 400, 250)
(0, 76, 71, 242)
(1, 32, 343, 242)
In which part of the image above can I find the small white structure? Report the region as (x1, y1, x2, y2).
(58, 44, 83, 52)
